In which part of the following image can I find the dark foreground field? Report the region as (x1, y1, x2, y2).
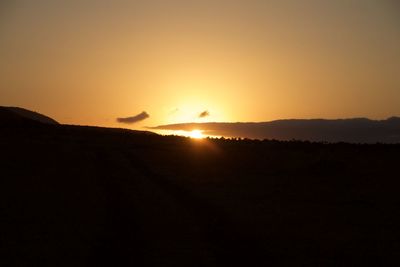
(1, 120, 400, 266)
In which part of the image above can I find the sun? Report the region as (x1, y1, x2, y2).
(189, 129, 204, 139)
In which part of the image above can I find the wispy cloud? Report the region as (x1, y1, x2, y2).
(117, 111, 149, 124)
(198, 110, 210, 118)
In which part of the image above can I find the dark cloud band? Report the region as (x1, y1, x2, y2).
(149, 117, 400, 143)
(117, 111, 149, 124)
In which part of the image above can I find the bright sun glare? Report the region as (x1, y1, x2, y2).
(189, 129, 204, 139)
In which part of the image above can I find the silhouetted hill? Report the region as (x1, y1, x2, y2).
(1, 114, 400, 266)
(0, 106, 59, 125)
(151, 117, 400, 143)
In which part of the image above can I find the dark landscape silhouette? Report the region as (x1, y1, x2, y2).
(1, 107, 400, 266)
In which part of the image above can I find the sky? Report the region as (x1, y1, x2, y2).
(1, 0, 399, 131)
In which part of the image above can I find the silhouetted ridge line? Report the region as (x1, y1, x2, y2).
(0, 106, 59, 125)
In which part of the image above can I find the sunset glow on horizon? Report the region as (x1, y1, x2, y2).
(1, 0, 399, 132)
(189, 130, 204, 139)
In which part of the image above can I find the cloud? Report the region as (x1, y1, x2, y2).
(148, 117, 400, 143)
(198, 110, 210, 118)
(117, 111, 149, 124)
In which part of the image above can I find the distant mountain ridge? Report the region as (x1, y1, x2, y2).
(0, 106, 59, 125)
(151, 117, 400, 143)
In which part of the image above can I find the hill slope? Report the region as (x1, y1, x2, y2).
(0, 106, 59, 125)
(1, 114, 400, 266)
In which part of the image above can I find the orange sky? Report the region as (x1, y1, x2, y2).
(1, 0, 399, 129)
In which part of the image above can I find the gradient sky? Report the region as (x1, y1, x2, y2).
(1, 0, 399, 129)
